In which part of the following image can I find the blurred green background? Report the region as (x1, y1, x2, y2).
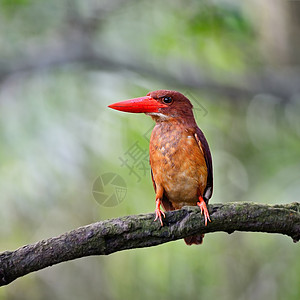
(0, 0, 300, 299)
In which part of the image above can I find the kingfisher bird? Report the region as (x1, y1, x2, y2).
(108, 90, 213, 245)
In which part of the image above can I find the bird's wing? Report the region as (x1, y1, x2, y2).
(194, 127, 213, 202)
(151, 168, 175, 211)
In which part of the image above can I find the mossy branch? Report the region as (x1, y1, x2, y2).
(0, 202, 299, 286)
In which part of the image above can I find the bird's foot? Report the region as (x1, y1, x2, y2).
(197, 196, 211, 226)
(154, 199, 165, 226)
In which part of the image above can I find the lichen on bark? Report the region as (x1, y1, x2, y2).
(0, 202, 299, 286)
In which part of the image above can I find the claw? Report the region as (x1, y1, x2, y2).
(197, 196, 211, 226)
(154, 199, 165, 226)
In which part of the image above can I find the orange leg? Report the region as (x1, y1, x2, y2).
(197, 196, 211, 226)
(154, 185, 165, 226)
(154, 199, 165, 226)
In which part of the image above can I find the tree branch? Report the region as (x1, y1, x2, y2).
(0, 202, 299, 286)
(1, 42, 300, 101)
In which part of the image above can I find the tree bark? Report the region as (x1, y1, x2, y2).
(0, 202, 299, 287)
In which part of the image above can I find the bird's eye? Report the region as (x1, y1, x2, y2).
(162, 96, 172, 104)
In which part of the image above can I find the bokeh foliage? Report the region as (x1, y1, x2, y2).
(0, 0, 299, 299)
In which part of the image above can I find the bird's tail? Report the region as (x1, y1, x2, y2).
(184, 234, 204, 245)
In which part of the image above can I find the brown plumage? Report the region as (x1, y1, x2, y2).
(108, 90, 213, 245)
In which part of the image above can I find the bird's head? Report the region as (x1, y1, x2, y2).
(108, 90, 195, 123)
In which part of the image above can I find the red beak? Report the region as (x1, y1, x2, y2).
(108, 96, 168, 113)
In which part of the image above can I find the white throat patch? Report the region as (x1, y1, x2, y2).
(146, 112, 170, 121)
